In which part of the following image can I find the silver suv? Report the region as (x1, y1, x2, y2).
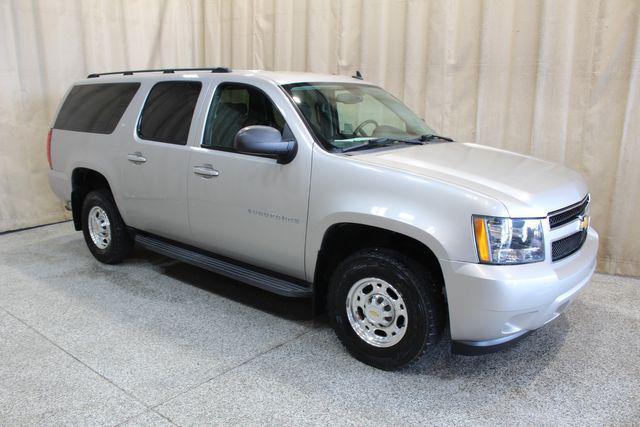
(48, 68, 598, 369)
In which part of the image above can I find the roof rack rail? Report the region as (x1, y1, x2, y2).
(87, 67, 232, 78)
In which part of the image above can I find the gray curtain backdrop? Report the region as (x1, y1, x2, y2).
(1, 0, 638, 276)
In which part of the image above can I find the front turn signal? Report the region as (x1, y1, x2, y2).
(473, 217, 490, 263)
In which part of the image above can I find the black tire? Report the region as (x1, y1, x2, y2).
(81, 189, 132, 264)
(329, 248, 444, 370)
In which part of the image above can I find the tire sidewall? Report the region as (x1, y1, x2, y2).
(81, 191, 127, 262)
(330, 251, 433, 369)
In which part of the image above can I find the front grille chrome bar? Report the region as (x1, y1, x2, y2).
(548, 194, 590, 229)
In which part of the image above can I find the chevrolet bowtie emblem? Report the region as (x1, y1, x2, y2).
(578, 214, 590, 231)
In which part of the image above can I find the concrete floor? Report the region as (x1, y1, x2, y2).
(0, 222, 638, 426)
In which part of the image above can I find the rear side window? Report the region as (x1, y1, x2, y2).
(138, 81, 202, 145)
(54, 83, 140, 134)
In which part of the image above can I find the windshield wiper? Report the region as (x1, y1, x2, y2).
(340, 138, 394, 153)
(418, 133, 454, 142)
(341, 137, 425, 153)
(339, 134, 453, 153)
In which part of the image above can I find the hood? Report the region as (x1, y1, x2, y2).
(356, 143, 588, 217)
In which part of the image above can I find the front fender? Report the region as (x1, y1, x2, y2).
(304, 147, 510, 281)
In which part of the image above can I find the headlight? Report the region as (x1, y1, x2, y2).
(473, 216, 544, 264)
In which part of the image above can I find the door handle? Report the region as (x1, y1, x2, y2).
(193, 165, 220, 178)
(127, 152, 147, 164)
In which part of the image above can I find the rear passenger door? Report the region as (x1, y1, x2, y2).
(120, 80, 205, 241)
(187, 82, 311, 279)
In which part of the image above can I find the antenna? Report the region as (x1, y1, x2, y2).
(352, 70, 363, 80)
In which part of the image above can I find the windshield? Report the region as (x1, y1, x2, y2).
(283, 82, 437, 152)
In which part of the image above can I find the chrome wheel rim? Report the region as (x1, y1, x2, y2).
(88, 206, 111, 250)
(346, 277, 408, 347)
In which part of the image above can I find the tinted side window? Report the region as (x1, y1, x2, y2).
(202, 84, 285, 150)
(138, 81, 202, 144)
(54, 83, 140, 134)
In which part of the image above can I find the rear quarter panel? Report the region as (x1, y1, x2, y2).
(48, 80, 148, 222)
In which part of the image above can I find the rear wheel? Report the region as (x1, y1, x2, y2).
(329, 248, 444, 370)
(81, 190, 132, 264)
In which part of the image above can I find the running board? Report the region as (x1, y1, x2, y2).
(135, 233, 312, 298)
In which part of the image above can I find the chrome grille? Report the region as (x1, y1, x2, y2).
(552, 230, 587, 262)
(548, 195, 589, 229)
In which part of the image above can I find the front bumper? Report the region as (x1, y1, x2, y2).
(441, 227, 598, 352)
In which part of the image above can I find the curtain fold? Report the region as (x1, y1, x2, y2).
(1, 0, 638, 275)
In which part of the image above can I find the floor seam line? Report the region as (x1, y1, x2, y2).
(113, 409, 179, 427)
(152, 326, 316, 411)
(0, 219, 72, 236)
(112, 410, 150, 427)
(0, 304, 177, 426)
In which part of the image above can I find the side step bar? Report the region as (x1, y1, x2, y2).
(135, 234, 312, 298)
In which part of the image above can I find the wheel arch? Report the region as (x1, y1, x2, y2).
(70, 167, 115, 231)
(310, 219, 447, 314)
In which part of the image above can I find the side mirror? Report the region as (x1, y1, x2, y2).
(234, 125, 297, 164)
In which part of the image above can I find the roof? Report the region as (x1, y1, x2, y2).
(81, 68, 371, 86)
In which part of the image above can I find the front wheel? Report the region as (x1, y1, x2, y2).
(329, 248, 444, 370)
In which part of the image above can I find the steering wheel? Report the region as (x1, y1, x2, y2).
(353, 119, 379, 136)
